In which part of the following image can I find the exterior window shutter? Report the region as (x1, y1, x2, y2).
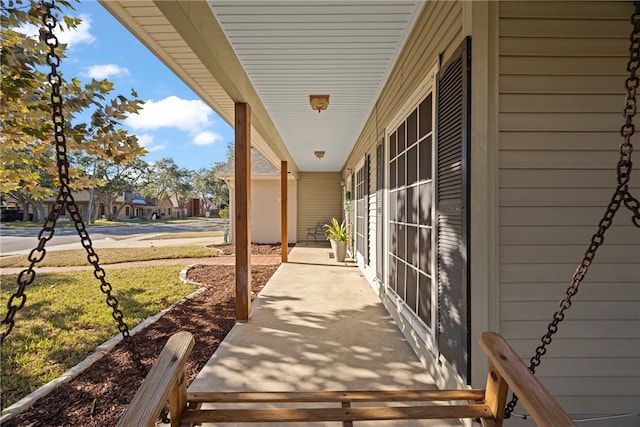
(376, 142, 384, 281)
(436, 36, 471, 383)
(365, 154, 370, 265)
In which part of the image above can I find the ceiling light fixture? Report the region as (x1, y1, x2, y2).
(309, 94, 330, 113)
(314, 150, 325, 159)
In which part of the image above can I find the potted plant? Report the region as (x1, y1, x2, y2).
(324, 217, 348, 262)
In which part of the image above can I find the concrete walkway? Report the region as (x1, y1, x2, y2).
(187, 246, 458, 426)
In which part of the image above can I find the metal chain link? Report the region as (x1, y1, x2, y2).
(1, 1, 147, 377)
(505, 4, 640, 418)
(0, 197, 62, 342)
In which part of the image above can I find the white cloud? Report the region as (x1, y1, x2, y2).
(193, 131, 223, 146)
(83, 64, 130, 80)
(136, 134, 166, 153)
(57, 14, 96, 47)
(136, 134, 154, 147)
(18, 14, 95, 48)
(125, 96, 213, 134)
(16, 23, 38, 39)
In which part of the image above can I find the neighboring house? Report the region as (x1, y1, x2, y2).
(114, 193, 190, 220)
(185, 198, 202, 217)
(102, 1, 639, 421)
(216, 147, 297, 244)
(152, 195, 176, 219)
(41, 189, 92, 221)
(41, 190, 118, 221)
(40, 190, 148, 221)
(184, 197, 223, 217)
(40, 190, 206, 221)
(117, 193, 156, 220)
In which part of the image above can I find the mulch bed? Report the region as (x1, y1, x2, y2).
(3, 244, 286, 427)
(212, 243, 290, 256)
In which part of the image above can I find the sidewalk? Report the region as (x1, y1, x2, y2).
(0, 255, 282, 276)
(0, 233, 220, 256)
(0, 236, 282, 275)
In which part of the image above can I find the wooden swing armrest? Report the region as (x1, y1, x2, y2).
(117, 331, 194, 427)
(479, 332, 576, 427)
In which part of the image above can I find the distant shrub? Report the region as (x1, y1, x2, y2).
(219, 207, 229, 220)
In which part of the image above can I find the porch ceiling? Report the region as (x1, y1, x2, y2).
(100, 1, 423, 172)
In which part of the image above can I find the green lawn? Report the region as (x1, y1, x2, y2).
(140, 231, 223, 240)
(0, 265, 198, 408)
(0, 245, 220, 268)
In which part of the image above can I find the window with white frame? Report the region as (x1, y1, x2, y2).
(354, 156, 371, 263)
(387, 91, 435, 332)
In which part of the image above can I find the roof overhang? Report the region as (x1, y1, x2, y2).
(99, 1, 424, 173)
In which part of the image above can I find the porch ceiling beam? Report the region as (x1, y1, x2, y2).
(152, 1, 297, 175)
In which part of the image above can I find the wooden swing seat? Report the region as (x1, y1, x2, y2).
(117, 331, 575, 427)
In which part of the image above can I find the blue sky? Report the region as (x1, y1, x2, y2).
(47, 0, 235, 170)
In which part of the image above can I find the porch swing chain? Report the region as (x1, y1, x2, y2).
(504, 4, 640, 419)
(0, 1, 147, 378)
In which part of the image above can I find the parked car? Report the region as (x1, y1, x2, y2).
(1, 209, 24, 222)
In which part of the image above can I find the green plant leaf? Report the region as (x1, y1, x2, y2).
(324, 217, 348, 242)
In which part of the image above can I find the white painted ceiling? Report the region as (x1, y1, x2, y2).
(208, 1, 422, 171)
(101, 1, 423, 172)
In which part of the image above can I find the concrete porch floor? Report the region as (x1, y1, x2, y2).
(187, 245, 460, 426)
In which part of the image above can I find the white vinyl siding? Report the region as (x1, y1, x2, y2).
(297, 172, 342, 241)
(498, 1, 640, 416)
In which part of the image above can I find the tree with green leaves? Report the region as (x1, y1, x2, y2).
(97, 159, 149, 221)
(140, 157, 194, 217)
(75, 154, 149, 221)
(192, 164, 229, 216)
(173, 168, 194, 217)
(1, 0, 146, 220)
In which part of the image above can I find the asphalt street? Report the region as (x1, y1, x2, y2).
(0, 219, 227, 255)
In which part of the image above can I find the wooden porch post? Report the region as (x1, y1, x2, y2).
(281, 160, 288, 263)
(235, 102, 251, 321)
